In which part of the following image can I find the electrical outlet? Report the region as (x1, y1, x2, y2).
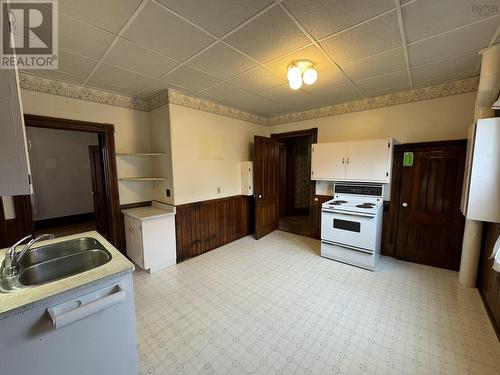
(217, 186, 221, 194)
(166, 189, 170, 197)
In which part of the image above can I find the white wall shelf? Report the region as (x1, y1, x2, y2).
(119, 177, 167, 181)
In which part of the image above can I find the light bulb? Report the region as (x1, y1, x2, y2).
(287, 65, 301, 82)
(289, 76, 302, 90)
(303, 67, 318, 85)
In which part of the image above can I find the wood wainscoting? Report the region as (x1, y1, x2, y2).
(175, 195, 254, 262)
(478, 222, 500, 339)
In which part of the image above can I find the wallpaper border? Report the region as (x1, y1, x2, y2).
(19, 72, 479, 126)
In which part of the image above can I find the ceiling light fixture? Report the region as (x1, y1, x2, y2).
(287, 60, 317, 90)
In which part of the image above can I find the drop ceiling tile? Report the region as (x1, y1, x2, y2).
(160, 65, 220, 92)
(90, 63, 155, 92)
(224, 5, 310, 63)
(228, 67, 285, 92)
(156, 0, 273, 37)
(259, 84, 322, 108)
(55, 49, 98, 77)
(341, 47, 407, 81)
(411, 54, 480, 87)
(310, 82, 363, 105)
(198, 82, 250, 102)
(86, 80, 139, 96)
(407, 16, 499, 66)
(355, 70, 410, 97)
(24, 70, 85, 84)
(402, 0, 498, 43)
(56, 0, 142, 34)
(187, 42, 257, 79)
(104, 38, 178, 79)
(320, 11, 402, 65)
(226, 94, 285, 116)
(284, 0, 394, 40)
(58, 14, 115, 60)
(123, 1, 215, 61)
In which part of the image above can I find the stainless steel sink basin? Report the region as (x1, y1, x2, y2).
(19, 237, 107, 266)
(0, 237, 112, 292)
(19, 249, 111, 286)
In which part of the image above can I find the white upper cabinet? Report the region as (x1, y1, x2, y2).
(311, 138, 393, 183)
(311, 142, 346, 180)
(0, 68, 32, 196)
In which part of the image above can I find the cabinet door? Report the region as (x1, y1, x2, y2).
(311, 142, 346, 180)
(131, 219, 144, 268)
(0, 68, 32, 195)
(346, 139, 392, 182)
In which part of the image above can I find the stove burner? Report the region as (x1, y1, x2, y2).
(330, 200, 348, 205)
(356, 203, 376, 209)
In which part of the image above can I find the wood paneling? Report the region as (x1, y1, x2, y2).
(310, 194, 333, 240)
(175, 195, 253, 262)
(478, 222, 500, 339)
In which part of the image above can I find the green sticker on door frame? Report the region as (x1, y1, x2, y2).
(403, 152, 414, 166)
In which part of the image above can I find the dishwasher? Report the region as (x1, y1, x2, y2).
(0, 272, 139, 375)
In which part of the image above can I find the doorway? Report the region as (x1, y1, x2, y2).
(26, 126, 100, 238)
(393, 140, 466, 270)
(253, 129, 317, 239)
(11, 115, 122, 249)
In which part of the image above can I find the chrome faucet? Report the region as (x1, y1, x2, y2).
(1, 234, 54, 278)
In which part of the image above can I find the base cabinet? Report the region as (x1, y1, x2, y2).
(123, 203, 176, 272)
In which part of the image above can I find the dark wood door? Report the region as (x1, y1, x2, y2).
(254, 136, 279, 239)
(395, 142, 466, 270)
(88, 145, 108, 237)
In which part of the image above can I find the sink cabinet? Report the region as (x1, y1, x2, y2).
(0, 272, 139, 375)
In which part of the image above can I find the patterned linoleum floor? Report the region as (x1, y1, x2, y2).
(133, 230, 500, 375)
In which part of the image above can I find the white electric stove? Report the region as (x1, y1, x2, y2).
(321, 182, 384, 270)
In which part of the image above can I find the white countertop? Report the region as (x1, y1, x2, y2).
(0, 231, 134, 319)
(122, 201, 175, 221)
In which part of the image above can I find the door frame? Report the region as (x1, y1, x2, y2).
(8, 114, 123, 251)
(270, 128, 318, 237)
(384, 139, 467, 259)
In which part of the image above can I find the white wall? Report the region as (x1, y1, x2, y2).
(270, 92, 476, 197)
(169, 104, 269, 205)
(20, 90, 152, 205)
(271, 92, 476, 143)
(26, 127, 98, 220)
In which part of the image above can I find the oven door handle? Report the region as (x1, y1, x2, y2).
(321, 240, 374, 254)
(321, 209, 375, 218)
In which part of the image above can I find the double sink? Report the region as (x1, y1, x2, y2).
(0, 237, 112, 293)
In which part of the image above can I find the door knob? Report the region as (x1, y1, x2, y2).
(258, 194, 262, 199)
(402, 202, 408, 207)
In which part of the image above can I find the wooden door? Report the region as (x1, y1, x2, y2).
(254, 136, 279, 239)
(88, 145, 108, 237)
(395, 142, 466, 270)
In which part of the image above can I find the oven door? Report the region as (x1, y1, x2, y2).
(321, 208, 377, 251)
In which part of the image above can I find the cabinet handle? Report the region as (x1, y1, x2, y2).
(342, 157, 345, 164)
(346, 157, 350, 164)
